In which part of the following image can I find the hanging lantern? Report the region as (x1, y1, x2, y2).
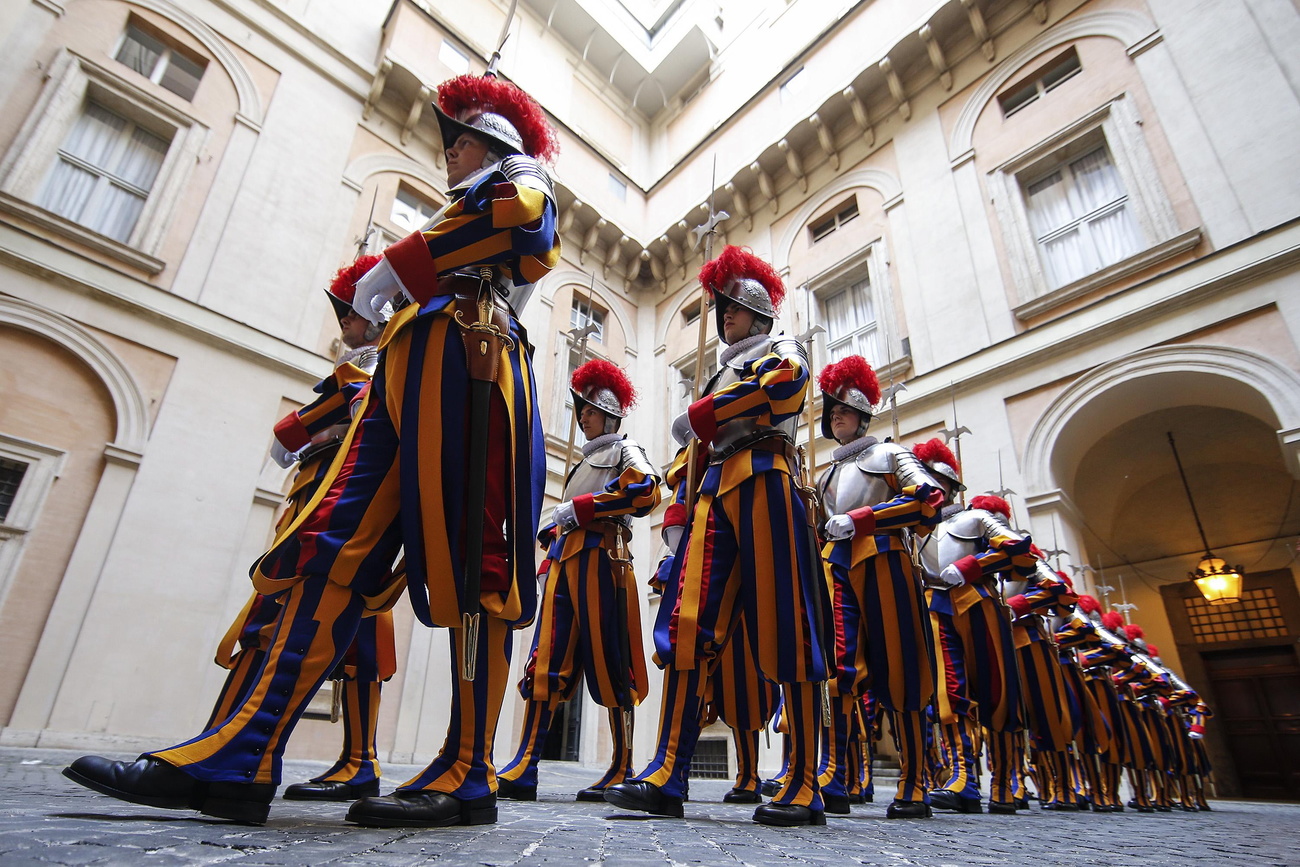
(1168, 432, 1247, 606)
(1190, 555, 1244, 605)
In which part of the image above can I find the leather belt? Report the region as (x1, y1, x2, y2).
(709, 431, 796, 466)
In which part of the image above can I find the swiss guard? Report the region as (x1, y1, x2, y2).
(65, 71, 560, 829)
(605, 246, 830, 827)
(917, 476, 1035, 814)
(205, 256, 397, 804)
(497, 359, 660, 801)
(813, 356, 947, 818)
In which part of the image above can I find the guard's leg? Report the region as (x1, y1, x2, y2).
(205, 648, 266, 731)
(392, 617, 513, 800)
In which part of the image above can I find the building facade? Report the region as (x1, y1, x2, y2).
(0, 0, 1296, 799)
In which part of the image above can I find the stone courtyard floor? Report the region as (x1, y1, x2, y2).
(1, 747, 1296, 866)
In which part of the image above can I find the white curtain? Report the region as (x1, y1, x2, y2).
(1026, 148, 1143, 289)
(39, 103, 168, 243)
(824, 277, 879, 366)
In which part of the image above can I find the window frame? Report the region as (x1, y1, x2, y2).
(804, 241, 904, 379)
(987, 95, 1200, 318)
(113, 19, 208, 102)
(0, 48, 209, 272)
(0, 433, 67, 614)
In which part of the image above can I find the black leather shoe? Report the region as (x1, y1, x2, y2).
(760, 779, 782, 797)
(854, 792, 873, 804)
(1040, 800, 1076, 811)
(576, 786, 609, 802)
(1135, 805, 1155, 813)
(603, 781, 684, 818)
(988, 800, 1017, 814)
(346, 791, 496, 827)
(1154, 805, 1173, 812)
(63, 755, 274, 824)
(886, 799, 933, 819)
(723, 787, 762, 804)
(1014, 797, 1029, 810)
(282, 779, 379, 801)
(1197, 803, 1213, 812)
(821, 792, 851, 815)
(496, 778, 537, 801)
(753, 802, 826, 826)
(929, 789, 983, 813)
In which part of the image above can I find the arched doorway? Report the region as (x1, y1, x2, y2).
(1023, 345, 1300, 799)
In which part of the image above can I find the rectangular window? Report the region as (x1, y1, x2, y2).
(438, 40, 470, 75)
(38, 101, 171, 243)
(0, 458, 29, 524)
(682, 296, 713, 326)
(1185, 588, 1287, 643)
(607, 173, 628, 203)
(1023, 146, 1142, 289)
(809, 197, 859, 244)
(389, 185, 440, 234)
(570, 294, 606, 343)
(115, 21, 207, 101)
(688, 738, 730, 779)
(822, 274, 879, 365)
(779, 67, 806, 103)
(998, 47, 1081, 117)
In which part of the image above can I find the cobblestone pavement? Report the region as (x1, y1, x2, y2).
(2, 747, 1297, 866)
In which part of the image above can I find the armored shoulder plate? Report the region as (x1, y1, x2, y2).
(769, 334, 808, 369)
(855, 440, 905, 475)
(942, 509, 988, 542)
(618, 439, 659, 481)
(499, 155, 556, 203)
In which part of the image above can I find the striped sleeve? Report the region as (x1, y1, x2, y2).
(1054, 614, 1101, 650)
(572, 467, 663, 525)
(382, 169, 560, 306)
(1006, 579, 1079, 619)
(686, 352, 807, 444)
(843, 483, 945, 537)
(272, 362, 370, 451)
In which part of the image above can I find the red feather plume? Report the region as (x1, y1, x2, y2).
(912, 438, 961, 474)
(437, 75, 559, 162)
(1055, 570, 1074, 590)
(1077, 594, 1101, 614)
(817, 355, 880, 406)
(698, 246, 785, 311)
(330, 254, 383, 302)
(1101, 611, 1125, 632)
(1145, 644, 1160, 658)
(969, 495, 1011, 519)
(571, 358, 637, 412)
(1124, 624, 1145, 641)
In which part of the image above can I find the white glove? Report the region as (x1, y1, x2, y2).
(663, 524, 684, 554)
(551, 501, 579, 534)
(352, 257, 407, 325)
(671, 412, 695, 446)
(270, 440, 298, 469)
(1188, 731, 1203, 740)
(938, 564, 965, 588)
(824, 514, 855, 541)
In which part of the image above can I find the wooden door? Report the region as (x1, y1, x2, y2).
(1201, 646, 1300, 800)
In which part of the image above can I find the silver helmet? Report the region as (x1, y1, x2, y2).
(927, 458, 967, 493)
(571, 384, 628, 421)
(434, 106, 524, 160)
(820, 387, 875, 440)
(714, 277, 777, 343)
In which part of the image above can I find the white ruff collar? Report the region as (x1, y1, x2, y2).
(582, 433, 623, 456)
(832, 435, 878, 462)
(719, 333, 769, 366)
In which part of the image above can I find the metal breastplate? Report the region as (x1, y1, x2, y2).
(564, 441, 629, 527)
(819, 444, 895, 516)
(708, 337, 799, 457)
(918, 520, 983, 582)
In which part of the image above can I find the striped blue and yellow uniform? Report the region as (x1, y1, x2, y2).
(498, 447, 660, 792)
(148, 164, 557, 801)
(633, 340, 828, 810)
